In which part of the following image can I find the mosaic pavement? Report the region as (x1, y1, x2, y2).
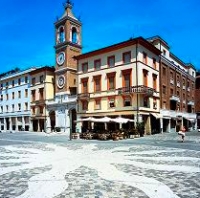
(0, 134, 200, 198)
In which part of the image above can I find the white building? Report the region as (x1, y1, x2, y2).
(0, 68, 36, 132)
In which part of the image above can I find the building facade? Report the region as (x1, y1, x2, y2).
(76, 37, 161, 134)
(46, 1, 81, 136)
(149, 36, 196, 132)
(0, 68, 35, 132)
(30, 66, 55, 132)
(195, 71, 200, 128)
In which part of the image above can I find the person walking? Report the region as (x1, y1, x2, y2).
(178, 126, 186, 142)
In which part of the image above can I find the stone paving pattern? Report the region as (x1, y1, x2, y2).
(0, 131, 200, 198)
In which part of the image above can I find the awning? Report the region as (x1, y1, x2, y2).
(183, 117, 195, 122)
(151, 113, 163, 119)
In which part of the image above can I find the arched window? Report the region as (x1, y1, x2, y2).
(58, 26, 65, 43)
(72, 27, 77, 43)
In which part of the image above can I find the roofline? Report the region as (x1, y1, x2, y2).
(147, 35, 169, 49)
(29, 66, 55, 75)
(75, 37, 161, 60)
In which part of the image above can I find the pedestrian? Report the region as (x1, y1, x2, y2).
(178, 126, 186, 142)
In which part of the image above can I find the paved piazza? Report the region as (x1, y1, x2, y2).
(0, 131, 200, 198)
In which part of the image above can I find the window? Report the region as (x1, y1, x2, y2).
(40, 75, 44, 83)
(32, 77, 36, 85)
(25, 89, 28, 98)
(25, 103, 28, 111)
(18, 104, 21, 111)
(108, 56, 115, 67)
(39, 88, 44, 100)
(6, 94, 9, 100)
(143, 70, 148, 86)
(0, 95, 3, 101)
(58, 26, 65, 43)
(183, 93, 185, 100)
(107, 73, 115, 90)
(95, 99, 101, 110)
(109, 98, 115, 108)
(6, 105, 9, 112)
(122, 69, 132, 89)
(163, 49, 166, 56)
(6, 82, 8, 89)
(153, 98, 157, 109)
(25, 76, 28, 83)
(12, 80, 15, 87)
(163, 67, 166, 76)
(177, 91, 180, 97)
(0, 84, 2, 90)
(94, 76, 101, 92)
(163, 86, 166, 94)
(82, 100, 88, 111)
(31, 90, 36, 101)
(94, 59, 101, 70)
(82, 80, 88, 93)
(82, 62, 88, 73)
(18, 91, 21, 98)
(144, 97, 149, 108)
(18, 78, 21, 85)
(12, 104, 14, 112)
(12, 92, 15, 99)
(40, 106, 43, 114)
(153, 74, 157, 90)
(1, 106, 3, 113)
(32, 107, 35, 114)
(72, 27, 77, 43)
(153, 58, 156, 69)
(124, 96, 131, 106)
(143, 52, 147, 64)
(170, 88, 173, 95)
(123, 51, 131, 64)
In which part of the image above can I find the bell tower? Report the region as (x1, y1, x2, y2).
(54, 0, 82, 95)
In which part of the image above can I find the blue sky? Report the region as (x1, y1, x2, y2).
(0, 0, 200, 73)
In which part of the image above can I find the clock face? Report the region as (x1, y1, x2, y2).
(57, 75, 65, 89)
(56, 52, 65, 65)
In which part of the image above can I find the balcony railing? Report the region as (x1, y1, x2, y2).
(78, 93, 90, 100)
(118, 85, 154, 96)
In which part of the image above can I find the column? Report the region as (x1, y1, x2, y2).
(9, 117, 12, 131)
(29, 119, 33, 132)
(22, 116, 25, 131)
(65, 109, 70, 137)
(37, 120, 40, 132)
(4, 118, 7, 131)
(46, 116, 51, 133)
(16, 117, 18, 131)
(160, 118, 163, 133)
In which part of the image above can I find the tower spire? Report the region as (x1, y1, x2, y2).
(62, 0, 75, 19)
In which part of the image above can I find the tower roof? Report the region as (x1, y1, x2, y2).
(61, 0, 77, 20)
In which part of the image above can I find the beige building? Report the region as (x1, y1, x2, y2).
(76, 37, 161, 134)
(30, 66, 55, 132)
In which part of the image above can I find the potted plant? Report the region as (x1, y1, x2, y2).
(136, 122, 145, 137)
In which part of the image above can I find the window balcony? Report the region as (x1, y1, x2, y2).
(187, 87, 190, 92)
(177, 81, 180, 87)
(182, 85, 186, 90)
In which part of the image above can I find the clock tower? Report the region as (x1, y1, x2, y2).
(54, 0, 82, 94)
(46, 0, 81, 135)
